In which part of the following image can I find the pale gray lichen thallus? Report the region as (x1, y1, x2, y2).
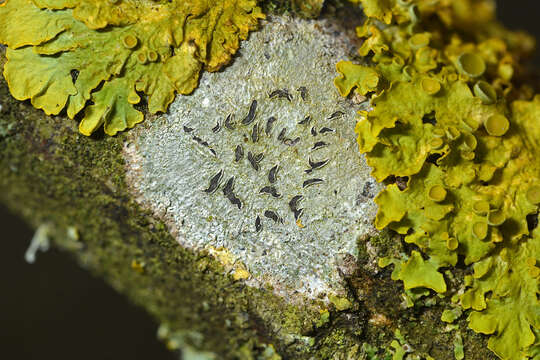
(195, 88, 339, 232)
(135, 82, 378, 297)
(129, 17, 380, 298)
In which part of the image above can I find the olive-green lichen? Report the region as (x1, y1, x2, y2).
(336, 0, 540, 358)
(0, 0, 264, 136)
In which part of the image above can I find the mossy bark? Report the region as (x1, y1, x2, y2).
(262, 0, 325, 18)
(0, 45, 494, 359)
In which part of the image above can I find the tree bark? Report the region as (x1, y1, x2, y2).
(0, 10, 495, 360)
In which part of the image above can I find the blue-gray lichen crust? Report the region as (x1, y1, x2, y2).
(124, 16, 381, 300)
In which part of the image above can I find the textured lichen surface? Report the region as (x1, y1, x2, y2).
(1, 42, 469, 360)
(0, 0, 264, 136)
(0, 15, 502, 360)
(337, 0, 540, 359)
(124, 15, 382, 301)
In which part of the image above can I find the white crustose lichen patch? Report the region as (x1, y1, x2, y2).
(124, 16, 381, 301)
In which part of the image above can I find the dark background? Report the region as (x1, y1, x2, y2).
(1, 1, 539, 359)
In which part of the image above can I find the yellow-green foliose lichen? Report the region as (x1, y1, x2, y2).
(336, 0, 539, 359)
(0, 0, 264, 135)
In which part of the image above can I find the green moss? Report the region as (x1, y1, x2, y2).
(312, 327, 360, 360)
(261, 0, 325, 18)
(315, 310, 330, 328)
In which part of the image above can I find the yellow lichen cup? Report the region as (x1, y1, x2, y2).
(123, 34, 139, 49)
(474, 81, 497, 104)
(432, 128, 446, 138)
(484, 113, 509, 136)
(430, 137, 444, 149)
(445, 126, 461, 140)
(488, 210, 506, 226)
(463, 133, 477, 150)
(472, 200, 490, 216)
(147, 51, 159, 62)
(137, 51, 148, 65)
(446, 237, 458, 250)
(402, 65, 415, 80)
(472, 221, 488, 240)
(526, 185, 540, 205)
(421, 78, 441, 95)
(428, 185, 447, 202)
(409, 33, 430, 49)
(457, 52, 486, 77)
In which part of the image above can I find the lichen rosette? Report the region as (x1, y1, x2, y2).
(336, 0, 540, 358)
(0, 0, 264, 135)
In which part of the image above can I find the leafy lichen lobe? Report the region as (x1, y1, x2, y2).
(337, 0, 540, 358)
(0, 0, 264, 135)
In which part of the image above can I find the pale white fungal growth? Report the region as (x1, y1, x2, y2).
(25, 223, 51, 264)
